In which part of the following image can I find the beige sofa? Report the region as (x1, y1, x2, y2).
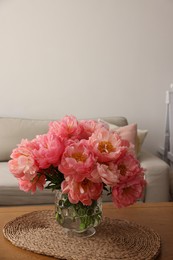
(0, 116, 171, 206)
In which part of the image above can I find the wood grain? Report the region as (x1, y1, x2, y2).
(0, 203, 173, 260)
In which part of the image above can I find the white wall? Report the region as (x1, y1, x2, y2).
(0, 0, 173, 154)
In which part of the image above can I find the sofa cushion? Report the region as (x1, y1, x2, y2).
(99, 116, 128, 127)
(0, 117, 50, 161)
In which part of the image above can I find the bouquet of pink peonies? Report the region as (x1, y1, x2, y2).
(8, 115, 146, 208)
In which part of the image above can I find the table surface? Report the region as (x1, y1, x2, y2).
(0, 202, 173, 260)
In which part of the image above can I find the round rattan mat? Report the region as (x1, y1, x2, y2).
(3, 210, 161, 260)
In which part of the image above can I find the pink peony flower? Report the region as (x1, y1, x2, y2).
(79, 120, 104, 139)
(112, 174, 146, 208)
(19, 174, 46, 193)
(59, 140, 96, 182)
(8, 139, 39, 180)
(116, 153, 144, 181)
(48, 115, 82, 140)
(33, 133, 64, 169)
(89, 162, 119, 186)
(89, 127, 129, 163)
(61, 177, 103, 205)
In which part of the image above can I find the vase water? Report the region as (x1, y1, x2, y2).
(55, 190, 102, 238)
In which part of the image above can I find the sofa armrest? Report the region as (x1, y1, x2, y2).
(139, 151, 170, 202)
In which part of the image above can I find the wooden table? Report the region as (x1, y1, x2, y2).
(0, 202, 173, 260)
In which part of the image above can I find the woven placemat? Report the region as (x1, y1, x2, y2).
(3, 210, 161, 260)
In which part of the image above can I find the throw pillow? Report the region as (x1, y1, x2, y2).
(135, 129, 148, 156)
(115, 123, 137, 147)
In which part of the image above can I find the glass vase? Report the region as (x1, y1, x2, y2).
(55, 190, 102, 238)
